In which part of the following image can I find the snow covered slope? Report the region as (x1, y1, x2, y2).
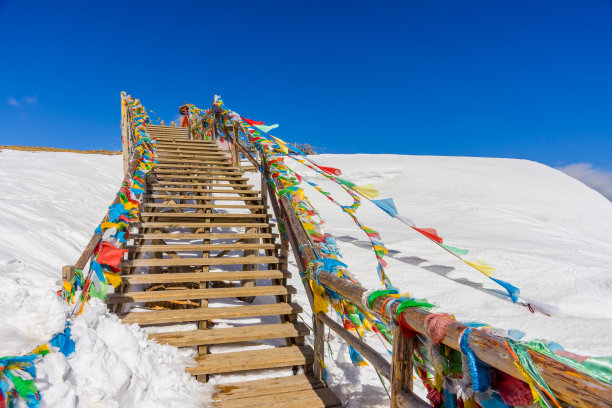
(0, 149, 212, 408)
(1, 149, 611, 407)
(280, 154, 612, 355)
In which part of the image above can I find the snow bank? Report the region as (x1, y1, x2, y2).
(0, 150, 212, 407)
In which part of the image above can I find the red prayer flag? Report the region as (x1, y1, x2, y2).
(495, 370, 533, 406)
(241, 116, 264, 126)
(317, 165, 342, 176)
(414, 227, 443, 244)
(97, 241, 128, 267)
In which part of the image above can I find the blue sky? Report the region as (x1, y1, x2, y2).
(1, 1, 611, 178)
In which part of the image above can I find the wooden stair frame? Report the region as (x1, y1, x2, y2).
(109, 124, 341, 407)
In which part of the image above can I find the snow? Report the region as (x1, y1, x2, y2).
(0, 149, 212, 408)
(1, 149, 611, 407)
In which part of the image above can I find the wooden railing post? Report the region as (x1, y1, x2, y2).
(211, 110, 217, 142)
(121, 93, 129, 174)
(62, 265, 75, 282)
(232, 125, 239, 167)
(391, 326, 414, 408)
(313, 315, 326, 383)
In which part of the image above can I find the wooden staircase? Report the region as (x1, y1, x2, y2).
(110, 125, 342, 407)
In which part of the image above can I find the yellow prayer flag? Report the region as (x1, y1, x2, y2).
(465, 260, 496, 276)
(32, 344, 50, 355)
(271, 136, 289, 155)
(104, 272, 123, 288)
(100, 221, 121, 231)
(354, 184, 379, 199)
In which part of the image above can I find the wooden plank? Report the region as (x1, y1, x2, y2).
(120, 270, 287, 284)
(149, 182, 254, 188)
(152, 166, 237, 172)
(142, 195, 262, 202)
(153, 162, 236, 168)
(156, 144, 219, 150)
(156, 152, 227, 158)
(157, 155, 229, 161)
(153, 175, 249, 182)
(126, 243, 277, 252)
(157, 159, 232, 165)
(150, 322, 309, 347)
(131, 221, 269, 228)
(128, 232, 277, 240)
(213, 375, 322, 401)
(395, 390, 431, 408)
(119, 302, 301, 325)
(156, 145, 221, 151)
(152, 169, 243, 176)
(120, 255, 280, 268)
(187, 345, 313, 375)
(106, 284, 297, 304)
(138, 212, 266, 219)
(214, 388, 341, 408)
(143, 203, 265, 210)
(148, 187, 257, 194)
(317, 312, 391, 381)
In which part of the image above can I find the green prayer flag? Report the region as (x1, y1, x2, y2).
(442, 244, 469, 257)
(255, 124, 279, 133)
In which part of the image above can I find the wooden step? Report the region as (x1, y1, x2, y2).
(106, 285, 296, 304)
(149, 133, 190, 138)
(157, 154, 229, 161)
(156, 151, 225, 157)
(187, 345, 314, 375)
(148, 187, 257, 194)
(131, 222, 270, 230)
(120, 302, 301, 326)
(126, 243, 277, 252)
(151, 172, 244, 181)
(155, 139, 216, 145)
(143, 195, 262, 202)
(156, 147, 225, 154)
(156, 144, 222, 150)
(120, 269, 289, 284)
(142, 203, 265, 210)
(154, 164, 241, 171)
(152, 169, 249, 181)
(139, 213, 267, 219)
(136, 217, 269, 225)
(149, 182, 253, 188)
(214, 388, 341, 408)
(214, 375, 321, 400)
(150, 134, 190, 139)
(150, 322, 309, 347)
(157, 159, 232, 166)
(120, 255, 280, 268)
(157, 152, 227, 158)
(152, 177, 249, 184)
(214, 376, 342, 408)
(129, 232, 277, 240)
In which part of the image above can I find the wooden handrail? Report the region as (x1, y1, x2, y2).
(315, 270, 612, 408)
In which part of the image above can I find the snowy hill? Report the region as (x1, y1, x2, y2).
(1, 149, 611, 407)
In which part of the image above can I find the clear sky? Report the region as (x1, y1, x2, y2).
(1, 1, 611, 174)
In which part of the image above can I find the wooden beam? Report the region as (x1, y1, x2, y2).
(391, 326, 414, 408)
(317, 312, 391, 381)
